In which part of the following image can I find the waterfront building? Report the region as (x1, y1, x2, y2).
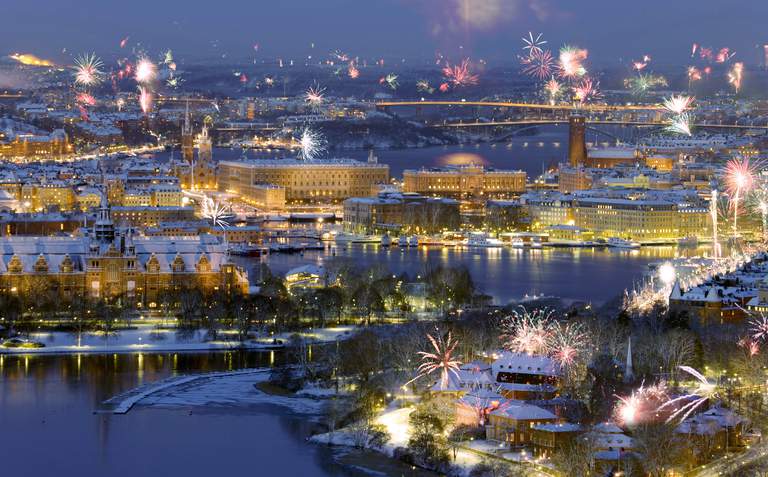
(403, 165, 526, 199)
(235, 183, 286, 210)
(0, 203, 248, 307)
(218, 159, 389, 203)
(111, 206, 196, 227)
(484, 200, 530, 232)
(519, 192, 574, 231)
(343, 193, 460, 234)
(572, 192, 709, 243)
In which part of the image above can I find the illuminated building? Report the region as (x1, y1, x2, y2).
(403, 165, 526, 199)
(21, 181, 76, 212)
(0, 203, 248, 307)
(558, 166, 593, 193)
(218, 159, 389, 203)
(110, 206, 195, 227)
(0, 129, 72, 159)
(343, 193, 460, 234)
(520, 193, 574, 231)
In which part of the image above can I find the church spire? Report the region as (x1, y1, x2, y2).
(624, 337, 634, 383)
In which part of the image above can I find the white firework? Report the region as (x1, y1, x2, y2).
(73, 53, 104, 87)
(304, 83, 325, 108)
(666, 113, 692, 136)
(522, 32, 547, 56)
(657, 366, 717, 423)
(202, 197, 230, 228)
(297, 126, 326, 161)
(663, 95, 694, 115)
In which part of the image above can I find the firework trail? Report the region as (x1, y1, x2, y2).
(347, 62, 359, 79)
(138, 86, 152, 114)
(738, 336, 760, 357)
(296, 126, 326, 161)
(73, 53, 104, 87)
(728, 62, 744, 93)
(663, 95, 694, 115)
(404, 331, 462, 391)
(666, 113, 692, 136)
(614, 382, 668, 427)
(687, 66, 702, 88)
(723, 157, 761, 235)
(657, 366, 717, 423)
(522, 32, 547, 55)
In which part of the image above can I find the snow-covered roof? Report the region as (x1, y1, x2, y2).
(488, 403, 556, 421)
(492, 352, 560, 378)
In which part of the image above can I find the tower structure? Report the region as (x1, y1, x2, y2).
(568, 115, 587, 167)
(181, 100, 194, 163)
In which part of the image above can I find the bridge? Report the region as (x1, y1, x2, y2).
(438, 119, 768, 131)
(375, 100, 664, 112)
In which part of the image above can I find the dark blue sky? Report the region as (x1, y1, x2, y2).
(4, 0, 768, 65)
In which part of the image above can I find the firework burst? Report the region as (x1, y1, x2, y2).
(296, 126, 326, 161)
(442, 58, 479, 88)
(521, 49, 554, 80)
(614, 382, 669, 427)
(201, 197, 230, 228)
(522, 32, 547, 55)
(687, 66, 702, 87)
(547, 321, 588, 369)
(73, 53, 104, 87)
(573, 77, 601, 104)
(750, 314, 768, 341)
(304, 83, 326, 108)
(380, 73, 399, 90)
(558, 46, 588, 79)
(543, 77, 563, 104)
(624, 73, 667, 97)
(501, 308, 553, 355)
(657, 366, 717, 423)
(738, 336, 760, 357)
(663, 95, 694, 115)
(416, 79, 434, 94)
(134, 57, 157, 84)
(405, 331, 462, 391)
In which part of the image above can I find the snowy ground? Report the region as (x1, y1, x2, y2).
(310, 405, 555, 477)
(1, 325, 357, 355)
(105, 368, 337, 415)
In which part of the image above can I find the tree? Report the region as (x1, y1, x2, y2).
(408, 402, 451, 469)
(632, 423, 688, 477)
(177, 287, 202, 338)
(553, 434, 596, 477)
(469, 458, 510, 477)
(312, 287, 344, 327)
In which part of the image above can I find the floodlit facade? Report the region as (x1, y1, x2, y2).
(403, 165, 526, 199)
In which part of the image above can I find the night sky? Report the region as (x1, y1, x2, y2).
(3, 0, 768, 65)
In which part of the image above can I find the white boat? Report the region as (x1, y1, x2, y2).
(380, 234, 392, 247)
(334, 233, 380, 244)
(607, 237, 641, 249)
(531, 238, 543, 249)
(466, 232, 503, 248)
(398, 236, 408, 247)
(408, 236, 419, 247)
(511, 238, 525, 248)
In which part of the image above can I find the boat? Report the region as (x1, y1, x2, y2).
(380, 234, 392, 247)
(466, 232, 503, 248)
(530, 238, 543, 249)
(229, 244, 269, 257)
(398, 236, 408, 247)
(607, 237, 641, 249)
(678, 236, 698, 247)
(511, 238, 525, 248)
(408, 236, 419, 247)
